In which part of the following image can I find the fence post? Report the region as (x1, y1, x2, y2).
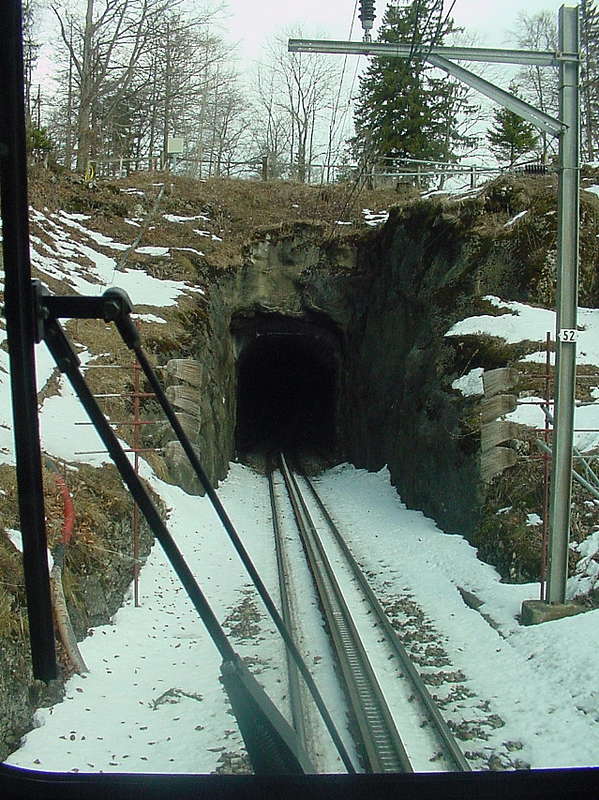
(261, 155, 269, 181)
(470, 166, 477, 189)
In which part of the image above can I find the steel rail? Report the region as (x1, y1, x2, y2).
(301, 473, 471, 773)
(268, 473, 307, 750)
(278, 454, 412, 773)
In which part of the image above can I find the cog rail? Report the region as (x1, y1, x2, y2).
(278, 453, 411, 773)
(276, 453, 471, 773)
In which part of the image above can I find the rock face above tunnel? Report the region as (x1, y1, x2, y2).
(164, 213, 485, 535)
(163, 189, 571, 549)
(342, 202, 485, 537)
(162, 225, 360, 491)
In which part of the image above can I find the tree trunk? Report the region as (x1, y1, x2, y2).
(64, 23, 74, 170)
(75, 0, 95, 173)
(148, 45, 158, 168)
(162, 21, 172, 170)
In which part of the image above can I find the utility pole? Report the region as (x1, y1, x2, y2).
(289, 3, 580, 608)
(547, 6, 580, 604)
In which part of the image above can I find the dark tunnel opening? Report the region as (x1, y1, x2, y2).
(233, 317, 338, 456)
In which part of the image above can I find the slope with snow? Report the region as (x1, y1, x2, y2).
(1, 196, 599, 775)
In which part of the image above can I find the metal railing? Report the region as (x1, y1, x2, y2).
(80, 152, 539, 189)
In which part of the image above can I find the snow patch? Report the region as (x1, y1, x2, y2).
(135, 246, 170, 256)
(526, 513, 543, 526)
(55, 212, 129, 251)
(173, 247, 205, 258)
(451, 367, 484, 397)
(6, 528, 53, 569)
(163, 214, 210, 223)
(446, 296, 599, 366)
(131, 313, 168, 324)
(504, 209, 529, 227)
(362, 208, 389, 226)
(193, 229, 222, 241)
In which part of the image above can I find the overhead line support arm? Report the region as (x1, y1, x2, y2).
(289, 39, 567, 137)
(288, 38, 569, 67)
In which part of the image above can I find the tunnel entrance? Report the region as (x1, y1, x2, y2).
(232, 314, 339, 457)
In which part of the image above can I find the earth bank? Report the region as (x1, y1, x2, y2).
(1, 167, 599, 761)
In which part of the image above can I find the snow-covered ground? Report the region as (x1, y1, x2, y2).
(448, 295, 599, 455)
(2, 199, 599, 774)
(4, 456, 599, 773)
(315, 466, 599, 770)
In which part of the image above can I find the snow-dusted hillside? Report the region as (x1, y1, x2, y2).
(2, 178, 599, 774)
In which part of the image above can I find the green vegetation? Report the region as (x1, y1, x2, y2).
(486, 95, 538, 168)
(26, 126, 55, 161)
(352, 0, 476, 172)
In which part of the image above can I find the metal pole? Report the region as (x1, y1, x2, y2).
(541, 331, 552, 602)
(132, 352, 141, 607)
(288, 38, 563, 66)
(290, 5, 580, 607)
(547, 5, 580, 604)
(0, 0, 57, 680)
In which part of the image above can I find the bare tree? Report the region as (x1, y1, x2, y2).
(512, 3, 599, 164)
(258, 29, 340, 182)
(118, 6, 244, 176)
(510, 11, 558, 162)
(203, 71, 249, 176)
(580, 0, 599, 161)
(51, 0, 173, 172)
(251, 65, 291, 178)
(22, 0, 41, 124)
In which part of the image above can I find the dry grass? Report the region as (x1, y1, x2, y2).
(28, 166, 403, 273)
(0, 459, 134, 632)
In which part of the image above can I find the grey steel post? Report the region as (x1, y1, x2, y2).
(547, 5, 580, 604)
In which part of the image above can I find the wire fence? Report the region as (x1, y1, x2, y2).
(86, 151, 550, 189)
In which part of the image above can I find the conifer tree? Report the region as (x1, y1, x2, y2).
(22, 0, 40, 124)
(352, 0, 476, 172)
(486, 96, 538, 167)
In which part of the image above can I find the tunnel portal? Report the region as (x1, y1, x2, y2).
(233, 315, 339, 456)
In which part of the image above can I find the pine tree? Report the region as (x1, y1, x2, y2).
(352, 0, 475, 173)
(486, 96, 538, 167)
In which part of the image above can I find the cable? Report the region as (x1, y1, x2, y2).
(329, 0, 457, 225)
(326, 0, 359, 181)
(407, 0, 425, 63)
(418, 0, 458, 62)
(322, 0, 373, 224)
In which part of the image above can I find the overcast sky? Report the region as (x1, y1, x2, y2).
(35, 1, 577, 82)
(33, 0, 576, 154)
(218, 0, 577, 66)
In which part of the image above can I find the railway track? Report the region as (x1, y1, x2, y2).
(269, 453, 471, 774)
